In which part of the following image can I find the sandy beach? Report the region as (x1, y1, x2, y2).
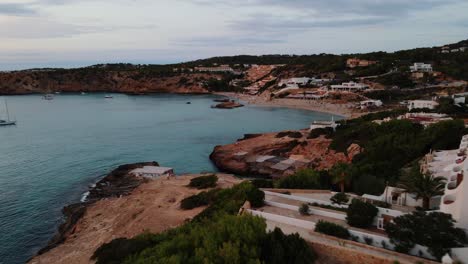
(216, 92, 366, 119)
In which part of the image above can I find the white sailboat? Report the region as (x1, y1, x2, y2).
(0, 99, 16, 126)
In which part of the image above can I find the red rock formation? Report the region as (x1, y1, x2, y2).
(210, 130, 362, 178)
(0, 70, 214, 95)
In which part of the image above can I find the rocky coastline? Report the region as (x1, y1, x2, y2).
(34, 161, 158, 256)
(210, 129, 361, 178)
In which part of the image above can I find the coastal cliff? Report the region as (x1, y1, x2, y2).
(30, 172, 241, 264)
(35, 161, 159, 256)
(0, 69, 212, 95)
(210, 130, 362, 178)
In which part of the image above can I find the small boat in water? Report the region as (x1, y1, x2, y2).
(0, 99, 16, 127)
(43, 94, 54, 100)
(104, 95, 113, 99)
(81, 92, 87, 95)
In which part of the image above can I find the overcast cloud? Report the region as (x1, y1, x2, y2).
(0, 0, 467, 70)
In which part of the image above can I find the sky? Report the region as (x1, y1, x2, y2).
(0, 0, 467, 70)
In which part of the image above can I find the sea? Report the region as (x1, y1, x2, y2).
(0, 93, 338, 263)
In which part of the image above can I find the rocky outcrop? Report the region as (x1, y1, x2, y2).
(0, 69, 214, 95)
(210, 130, 362, 178)
(35, 161, 158, 256)
(212, 101, 244, 109)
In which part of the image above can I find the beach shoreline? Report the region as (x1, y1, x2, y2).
(215, 92, 366, 119)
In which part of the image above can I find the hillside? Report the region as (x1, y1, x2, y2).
(1, 39, 467, 95)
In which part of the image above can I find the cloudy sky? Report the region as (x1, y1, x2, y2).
(0, 0, 467, 70)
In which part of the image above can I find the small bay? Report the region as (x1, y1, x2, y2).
(0, 93, 337, 263)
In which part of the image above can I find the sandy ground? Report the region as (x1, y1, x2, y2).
(30, 173, 242, 264)
(216, 92, 366, 119)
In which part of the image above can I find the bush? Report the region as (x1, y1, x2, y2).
(385, 211, 467, 260)
(251, 179, 274, 188)
(364, 236, 374, 245)
(188, 174, 218, 189)
(308, 127, 334, 139)
(299, 204, 310, 215)
(247, 188, 265, 208)
(180, 190, 217, 210)
(315, 220, 350, 239)
(276, 131, 303, 138)
(275, 169, 329, 189)
(310, 202, 348, 212)
(261, 227, 317, 264)
(330, 192, 349, 205)
(346, 199, 378, 228)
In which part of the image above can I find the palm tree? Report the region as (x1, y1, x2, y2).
(330, 162, 352, 192)
(399, 171, 446, 210)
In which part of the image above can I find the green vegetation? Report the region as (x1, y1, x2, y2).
(299, 203, 310, 216)
(276, 131, 303, 139)
(329, 163, 352, 192)
(93, 182, 316, 264)
(188, 174, 218, 189)
(275, 169, 330, 189)
(309, 202, 348, 212)
(331, 118, 466, 195)
(330, 192, 349, 205)
(385, 211, 467, 260)
(398, 165, 446, 210)
(346, 199, 378, 228)
(375, 72, 415, 88)
(315, 220, 350, 239)
(308, 127, 334, 139)
(180, 190, 217, 210)
(247, 188, 265, 208)
(261, 227, 317, 264)
(250, 179, 274, 188)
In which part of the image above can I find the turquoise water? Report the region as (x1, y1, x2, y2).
(0, 93, 336, 264)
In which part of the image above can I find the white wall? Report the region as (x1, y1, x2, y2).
(247, 209, 434, 260)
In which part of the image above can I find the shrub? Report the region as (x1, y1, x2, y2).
(310, 202, 348, 212)
(247, 188, 265, 208)
(315, 220, 350, 239)
(261, 227, 317, 264)
(308, 127, 334, 139)
(364, 236, 374, 245)
(346, 199, 378, 228)
(385, 211, 467, 260)
(276, 131, 303, 139)
(381, 240, 388, 249)
(180, 190, 217, 210)
(330, 192, 349, 205)
(251, 179, 274, 188)
(275, 169, 329, 189)
(299, 204, 310, 215)
(188, 174, 218, 189)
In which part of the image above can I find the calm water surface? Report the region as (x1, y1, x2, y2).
(0, 93, 337, 263)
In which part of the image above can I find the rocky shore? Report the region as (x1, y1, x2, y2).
(34, 161, 158, 256)
(30, 173, 241, 264)
(210, 130, 361, 178)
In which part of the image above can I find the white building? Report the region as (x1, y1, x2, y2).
(329, 82, 369, 92)
(360, 100, 383, 109)
(130, 166, 174, 179)
(310, 119, 339, 131)
(425, 135, 468, 230)
(410, 63, 433, 73)
(279, 77, 311, 87)
(362, 186, 440, 209)
(407, 100, 439, 111)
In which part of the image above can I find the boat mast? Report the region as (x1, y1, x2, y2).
(5, 99, 10, 121)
